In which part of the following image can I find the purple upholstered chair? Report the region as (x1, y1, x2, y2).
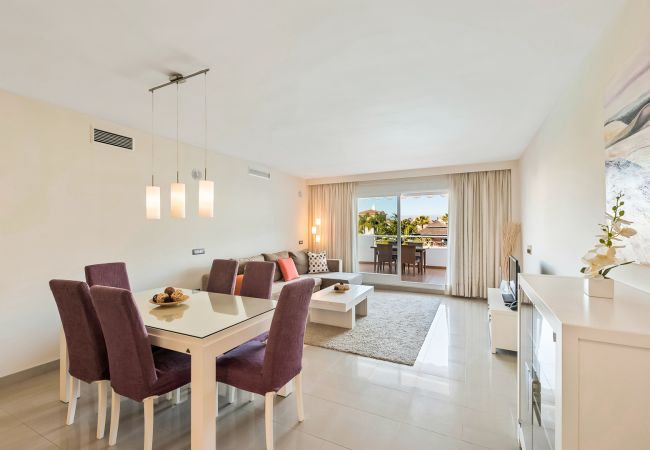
(240, 261, 275, 299)
(206, 259, 239, 294)
(241, 261, 277, 347)
(85, 262, 132, 290)
(219, 260, 276, 404)
(90, 286, 191, 450)
(216, 278, 315, 450)
(49, 280, 110, 439)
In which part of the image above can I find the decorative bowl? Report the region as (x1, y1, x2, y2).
(333, 283, 350, 293)
(149, 288, 190, 307)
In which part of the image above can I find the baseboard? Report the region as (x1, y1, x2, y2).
(370, 283, 447, 295)
(0, 359, 59, 387)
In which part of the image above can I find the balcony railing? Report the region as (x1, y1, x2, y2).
(362, 234, 448, 248)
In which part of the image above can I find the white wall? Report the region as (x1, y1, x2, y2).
(0, 89, 308, 376)
(519, 0, 650, 292)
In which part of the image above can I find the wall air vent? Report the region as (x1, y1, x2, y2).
(248, 167, 271, 180)
(93, 128, 133, 150)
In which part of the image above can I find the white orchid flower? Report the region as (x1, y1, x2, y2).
(620, 227, 637, 237)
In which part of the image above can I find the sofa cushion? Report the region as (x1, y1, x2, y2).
(234, 274, 244, 295)
(271, 274, 321, 300)
(308, 251, 329, 273)
(235, 255, 265, 275)
(262, 251, 290, 282)
(277, 258, 299, 282)
(289, 251, 309, 275)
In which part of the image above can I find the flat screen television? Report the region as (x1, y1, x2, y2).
(503, 255, 520, 308)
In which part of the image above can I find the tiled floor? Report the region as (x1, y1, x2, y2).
(0, 292, 518, 450)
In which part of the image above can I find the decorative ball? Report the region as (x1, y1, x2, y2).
(164, 287, 175, 296)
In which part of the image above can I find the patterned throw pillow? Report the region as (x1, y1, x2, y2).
(308, 251, 329, 273)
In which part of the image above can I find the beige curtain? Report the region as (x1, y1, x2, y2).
(448, 170, 511, 298)
(308, 182, 357, 272)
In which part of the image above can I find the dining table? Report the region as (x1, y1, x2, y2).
(59, 287, 285, 450)
(370, 244, 427, 272)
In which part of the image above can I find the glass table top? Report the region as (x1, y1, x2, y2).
(133, 288, 276, 339)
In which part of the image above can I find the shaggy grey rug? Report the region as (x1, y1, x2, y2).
(304, 290, 441, 365)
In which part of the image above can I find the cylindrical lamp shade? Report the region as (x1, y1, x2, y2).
(315, 234, 321, 243)
(311, 226, 317, 235)
(315, 217, 321, 226)
(170, 182, 186, 218)
(198, 180, 214, 218)
(145, 185, 161, 219)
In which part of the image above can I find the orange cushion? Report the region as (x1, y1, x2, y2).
(234, 274, 244, 295)
(277, 257, 299, 282)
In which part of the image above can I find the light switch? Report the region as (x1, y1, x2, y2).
(192, 248, 205, 255)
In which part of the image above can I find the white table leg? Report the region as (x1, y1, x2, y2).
(191, 349, 217, 450)
(277, 379, 294, 397)
(357, 298, 368, 316)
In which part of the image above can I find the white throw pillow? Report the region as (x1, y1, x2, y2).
(308, 251, 329, 273)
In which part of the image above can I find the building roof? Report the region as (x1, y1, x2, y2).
(419, 220, 448, 236)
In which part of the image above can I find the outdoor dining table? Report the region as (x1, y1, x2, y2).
(59, 287, 286, 450)
(370, 244, 427, 272)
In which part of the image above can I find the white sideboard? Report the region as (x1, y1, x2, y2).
(487, 287, 517, 353)
(517, 274, 650, 450)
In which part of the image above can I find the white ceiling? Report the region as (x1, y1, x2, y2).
(0, 0, 624, 178)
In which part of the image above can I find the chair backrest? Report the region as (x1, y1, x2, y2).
(90, 286, 157, 402)
(49, 280, 110, 383)
(206, 259, 239, 294)
(240, 261, 276, 299)
(377, 243, 394, 262)
(401, 244, 417, 264)
(263, 278, 315, 391)
(85, 262, 131, 291)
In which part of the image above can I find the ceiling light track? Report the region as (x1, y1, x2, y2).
(148, 68, 210, 93)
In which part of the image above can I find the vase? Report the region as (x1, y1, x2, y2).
(583, 277, 614, 299)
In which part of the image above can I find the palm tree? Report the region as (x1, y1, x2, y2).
(440, 213, 449, 224)
(413, 215, 430, 230)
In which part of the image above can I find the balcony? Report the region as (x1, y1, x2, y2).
(356, 234, 448, 285)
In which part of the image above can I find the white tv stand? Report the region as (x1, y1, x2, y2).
(487, 286, 517, 353)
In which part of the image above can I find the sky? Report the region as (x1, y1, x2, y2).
(358, 194, 448, 220)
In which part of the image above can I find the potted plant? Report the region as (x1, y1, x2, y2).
(580, 192, 636, 298)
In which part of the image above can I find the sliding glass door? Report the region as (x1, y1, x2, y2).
(399, 193, 448, 285)
(356, 196, 399, 276)
(355, 191, 448, 287)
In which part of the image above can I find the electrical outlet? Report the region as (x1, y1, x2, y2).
(192, 248, 205, 255)
(299, 240, 304, 245)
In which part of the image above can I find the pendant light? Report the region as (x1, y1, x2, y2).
(146, 90, 161, 219)
(198, 72, 214, 218)
(170, 82, 186, 218)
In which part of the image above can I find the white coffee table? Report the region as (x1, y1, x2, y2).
(309, 284, 374, 329)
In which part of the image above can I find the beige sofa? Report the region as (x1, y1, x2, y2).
(201, 250, 362, 299)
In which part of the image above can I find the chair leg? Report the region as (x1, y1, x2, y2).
(66, 376, 78, 425)
(172, 388, 181, 405)
(108, 391, 121, 446)
(143, 397, 155, 450)
(96, 381, 108, 439)
(265, 392, 275, 450)
(295, 372, 304, 422)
